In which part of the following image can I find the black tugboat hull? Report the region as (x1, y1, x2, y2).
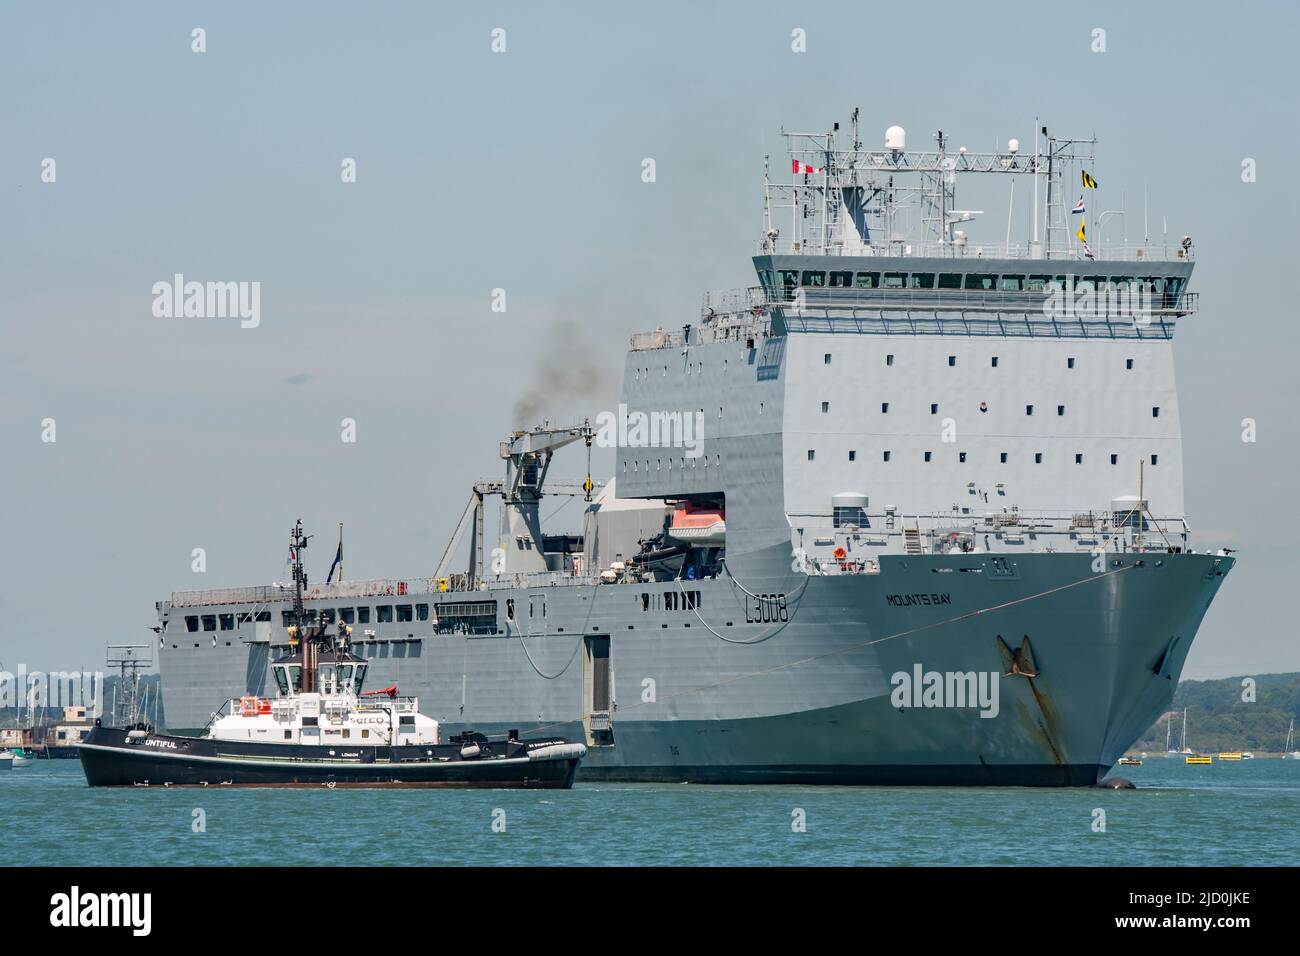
(78, 727, 584, 789)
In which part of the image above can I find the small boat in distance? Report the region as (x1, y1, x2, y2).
(1118, 756, 1142, 766)
(1185, 754, 1213, 765)
(1217, 752, 1243, 761)
(79, 521, 586, 789)
(1285, 719, 1299, 759)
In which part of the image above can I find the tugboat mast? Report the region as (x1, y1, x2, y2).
(288, 519, 319, 693)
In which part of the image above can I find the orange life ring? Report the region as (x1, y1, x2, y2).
(833, 546, 847, 560)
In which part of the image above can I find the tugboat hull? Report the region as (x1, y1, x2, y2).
(78, 726, 584, 789)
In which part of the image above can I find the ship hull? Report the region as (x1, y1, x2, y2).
(158, 550, 1232, 787)
(77, 727, 583, 789)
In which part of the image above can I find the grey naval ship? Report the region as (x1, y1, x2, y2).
(157, 115, 1233, 785)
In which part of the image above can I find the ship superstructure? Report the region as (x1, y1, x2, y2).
(155, 115, 1232, 785)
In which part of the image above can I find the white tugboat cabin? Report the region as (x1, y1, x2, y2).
(209, 645, 441, 746)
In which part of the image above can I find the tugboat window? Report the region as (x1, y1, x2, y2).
(274, 667, 290, 696)
(288, 666, 302, 692)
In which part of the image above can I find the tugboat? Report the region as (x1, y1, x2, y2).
(79, 521, 586, 788)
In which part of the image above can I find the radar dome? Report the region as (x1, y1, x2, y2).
(885, 126, 906, 151)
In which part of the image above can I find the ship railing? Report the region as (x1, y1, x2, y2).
(171, 577, 437, 607)
(797, 507, 1192, 554)
(478, 571, 604, 591)
(355, 696, 420, 714)
(756, 238, 1194, 262)
(766, 286, 1197, 317)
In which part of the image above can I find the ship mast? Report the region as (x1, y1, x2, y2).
(288, 519, 319, 693)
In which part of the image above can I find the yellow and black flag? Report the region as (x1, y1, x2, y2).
(1081, 169, 1098, 189)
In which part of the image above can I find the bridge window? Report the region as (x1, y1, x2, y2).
(255, 611, 271, 622)
(416, 603, 429, 621)
(185, 616, 199, 633)
(281, 610, 294, 627)
(938, 273, 962, 290)
(908, 273, 935, 289)
(834, 506, 868, 528)
(779, 270, 798, 296)
(829, 271, 853, 287)
(999, 275, 1024, 291)
(882, 272, 906, 289)
(1026, 275, 1051, 292)
(396, 604, 413, 622)
(340, 607, 355, 624)
(219, 613, 235, 631)
(855, 272, 879, 288)
(320, 608, 335, 624)
(963, 274, 997, 290)
(357, 606, 371, 624)
(801, 270, 826, 287)
(202, 615, 216, 632)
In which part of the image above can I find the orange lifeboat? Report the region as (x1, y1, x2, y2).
(666, 503, 726, 546)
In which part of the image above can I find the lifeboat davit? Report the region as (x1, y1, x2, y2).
(666, 503, 726, 546)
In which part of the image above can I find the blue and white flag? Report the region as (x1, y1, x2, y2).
(1071, 196, 1086, 215)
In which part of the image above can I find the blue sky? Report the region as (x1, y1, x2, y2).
(1, 1, 1297, 678)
